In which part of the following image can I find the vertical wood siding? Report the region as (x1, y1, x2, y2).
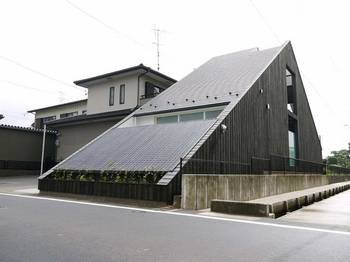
(190, 43, 322, 165)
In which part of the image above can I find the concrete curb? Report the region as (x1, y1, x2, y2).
(211, 182, 350, 218)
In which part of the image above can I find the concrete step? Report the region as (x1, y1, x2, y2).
(211, 181, 350, 218)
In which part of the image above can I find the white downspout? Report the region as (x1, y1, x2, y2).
(40, 124, 46, 176)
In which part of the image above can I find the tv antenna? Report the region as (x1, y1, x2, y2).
(152, 26, 161, 71)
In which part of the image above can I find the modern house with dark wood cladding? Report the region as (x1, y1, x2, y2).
(39, 41, 323, 203)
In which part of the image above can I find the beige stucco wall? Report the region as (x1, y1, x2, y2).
(87, 75, 138, 114)
(86, 74, 173, 115)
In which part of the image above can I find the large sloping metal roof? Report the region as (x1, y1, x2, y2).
(43, 43, 286, 179)
(55, 120, 214, 172)
(135, 46, 282, 115)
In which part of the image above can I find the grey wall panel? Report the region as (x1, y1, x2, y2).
(0, 128, 56, 162)
(54, 120, 118, 161)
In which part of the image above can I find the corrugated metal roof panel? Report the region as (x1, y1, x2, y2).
(56, 120, 215, 172)
(0, 124, 57, 134)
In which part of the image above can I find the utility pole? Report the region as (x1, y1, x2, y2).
(153, 26, 161, 71)
(40, 124, 46, 176)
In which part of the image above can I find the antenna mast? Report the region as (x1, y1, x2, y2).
(153, 26, 160, 71)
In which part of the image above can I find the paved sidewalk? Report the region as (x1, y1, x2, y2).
(279, 188, 350, 231)
(251, 182, 350, 204)
(211, 181, 350, 218)
(0, 175, 39, 194)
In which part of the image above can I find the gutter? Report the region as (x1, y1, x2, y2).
(137, 66, 150, 107)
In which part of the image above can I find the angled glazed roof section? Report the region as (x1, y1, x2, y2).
(55, 120, 215, 172)
(135, 46, 282, 115)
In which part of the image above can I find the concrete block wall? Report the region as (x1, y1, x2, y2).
(181, 174, 349, 210)
(328, 175, 350, 184)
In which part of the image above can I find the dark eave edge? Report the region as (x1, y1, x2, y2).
(74, 65, 176, 86)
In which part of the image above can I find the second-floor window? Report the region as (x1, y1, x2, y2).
(109, 87, 115, 106)
(42, 115, 56, 123)
(145, 82, 162, 99)
(120, 84, 125, 104)
(60, 111, 78, 119)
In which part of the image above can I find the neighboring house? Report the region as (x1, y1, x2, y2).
(0, 124, 56, 176)
(28, 99, 87, 129)
(39, 41, 323, 203)
(28, 64, 176, 161)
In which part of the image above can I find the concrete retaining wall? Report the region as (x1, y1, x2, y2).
(182, 174, 350, 210)
(328, 175, 350, 184)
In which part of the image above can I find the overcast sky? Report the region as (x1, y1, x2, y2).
(0, 0, 349, 157)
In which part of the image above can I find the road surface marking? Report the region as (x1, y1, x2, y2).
(1, 192, 349, 236)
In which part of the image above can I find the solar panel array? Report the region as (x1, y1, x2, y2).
(56, 120, 215, 172)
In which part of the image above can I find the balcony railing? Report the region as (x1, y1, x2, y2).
(181, 155, 350, 175)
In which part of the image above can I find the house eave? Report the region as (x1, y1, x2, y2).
(46, 108, 135, 127)
(27, 99, 88, 113)
(74, 64, 177, 88)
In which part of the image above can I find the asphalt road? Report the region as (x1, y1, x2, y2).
(1, 193, 350, 262)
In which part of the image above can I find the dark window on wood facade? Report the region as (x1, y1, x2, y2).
(286, 67, 299, 163)
(286, 68, 297, 114)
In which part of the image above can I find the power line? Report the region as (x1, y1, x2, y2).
(299, 71, 338, 115)
(248, 1, 349, 132)
(0, 55, 86, 93)
(0, 80, 75, 98)
(300, 71, 350, 128)
(65, 0, 149, 49)
(249, 0, 280, 43)
(0, 111, 31, 119)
